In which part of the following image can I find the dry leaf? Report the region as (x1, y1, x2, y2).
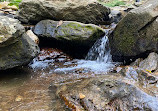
(15, 95, 23, 102)
(0, 2, 9, 9)
(146, 69, 152, 73)
(56, 20, 63, 28)
(79, 93, 85, 99)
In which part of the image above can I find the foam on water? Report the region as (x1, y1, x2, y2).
(85, 34, 112, 62)
(55, 34, 116, 73)
(30, 31, 116, 73)
(29, 58, 54, 70)
(54, 60, 114, 74)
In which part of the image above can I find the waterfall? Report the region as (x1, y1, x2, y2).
(85, 35, 112, 63)
(54, 31, 115, 73)
(30, 30, 115, 73)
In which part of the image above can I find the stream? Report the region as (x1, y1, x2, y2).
(0, 31, 116, 110)
(0, 26, 157, 110)
(0, 0, 158, 110)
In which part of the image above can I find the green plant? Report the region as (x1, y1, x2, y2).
(0, 0, 22, 7)
(9, 0, 22, 7)
(98, 0, 126, 7)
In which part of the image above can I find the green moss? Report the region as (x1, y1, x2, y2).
(114, 30, 136, 55)
(98, 0, 126, 7)
(0, 0, 22, 8)
(65, 22, 82, 29)
(55, 22, 105, 42)
(0, 36, 3, 41)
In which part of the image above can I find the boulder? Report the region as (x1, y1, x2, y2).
(18, 0, 110, 25)
(139, 52, 158, 71)
(0, 16, 25, 47)
(49, 73, 158, 111)
(109, 0, 158, 62)
(33, 20, 105, 58)
(26, 30, 39, 44)
(109, 10, 122, 23)
(0, 16, 39, 70)
(130, 52, 158, 73)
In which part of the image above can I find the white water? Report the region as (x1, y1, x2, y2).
(55, 60, 114, 73)
(30, 31, 115, 73)
(86, 35, 112, 63)
(55, 34, 115, 73)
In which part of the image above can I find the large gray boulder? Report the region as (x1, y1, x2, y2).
(18, 0, 110, 24)
(109, 0, 158, 61)
(33, 20, 105, 58)
(0, 16, 39, 70)
(49, 71, 158, 111)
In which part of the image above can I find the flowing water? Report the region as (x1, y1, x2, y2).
(54, 33, 115, 74)
(86, 30, 112, 62)
(0, 29, 117, 110)
(0, 27, 157, 110)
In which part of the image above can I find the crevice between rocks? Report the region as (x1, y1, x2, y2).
(138, 15, 158, 33)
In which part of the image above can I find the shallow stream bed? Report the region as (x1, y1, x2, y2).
(0, 48, 112, 110)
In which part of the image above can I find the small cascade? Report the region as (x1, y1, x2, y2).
(30, 30, 115, 73)
(54, 31, 115, 73)
(85, 35, 112, 63)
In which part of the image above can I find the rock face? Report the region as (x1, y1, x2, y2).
(139, 52, 158, 71)
(131, 52, 158, 75)
(49, 67, 158, 110)
(109, 0, 158, 62)
(0, 16, 39, 70)
(34, 20, 105, 58)
(18, 0, 110, 25)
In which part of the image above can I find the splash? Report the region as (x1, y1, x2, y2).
(86, 35, 112, 63)
(55, 34, 115, 73)
(30, 31, 116, 73)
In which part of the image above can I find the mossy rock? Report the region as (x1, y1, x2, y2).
(109, 0, 158, 62)
(34, 20, 105, 58)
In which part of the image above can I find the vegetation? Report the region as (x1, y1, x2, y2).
(0, 0, 22, 7)
(98, 0, 126, 7)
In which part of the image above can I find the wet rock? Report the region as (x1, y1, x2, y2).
(130, 58, 143, 67)
(29, 48, 72, 70)
(0, 16, 39, 70)
(139, 52, 158, 72)
(109, 0, 158, 62)
(118, 66, 158, 83)
(37, 48, 71, 62)
(34, 20, 105, 58)
(109, 10, 122, 23)
(130, 52, 158, 74)
(49, 74, 158, 111)
(18, 0, 110, 25)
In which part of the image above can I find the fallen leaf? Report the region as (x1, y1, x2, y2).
(15, 95, 23, 102)
(79, 93, 85, 99)
(0, 2, 9, 9)
(56, 20, 63, 28)
(146, 69, 152, 73)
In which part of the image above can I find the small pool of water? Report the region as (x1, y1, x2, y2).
(0, 47, 115, 110)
